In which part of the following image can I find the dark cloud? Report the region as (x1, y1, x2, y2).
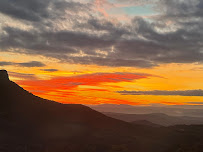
(0, 0, 90, 22)
(8, 71, 37, 80)
(0, 0, 203, 68)
(0, 61, 14, 66)
(17, 61, 46, 67)
(41, 69, 58, 72)
(0, 61, 45, 67)
(185, 102, 203, 105)
(53, 1, 91, 13)
(0, 27, 114, 56)
(117, 89, 203, 96)
(159, 0, 203, 18)
(75, 18, 131, 39)
(0, 0, 51, 21)
(66, 56, 157, 68)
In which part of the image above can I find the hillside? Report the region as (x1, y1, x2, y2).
(1, 70, 203, 152)
(0, 70, 133, 138)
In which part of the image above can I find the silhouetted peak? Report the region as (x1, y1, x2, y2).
(0, 70, 9, 81)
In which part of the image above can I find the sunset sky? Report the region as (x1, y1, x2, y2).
(0, 0, 203, 106)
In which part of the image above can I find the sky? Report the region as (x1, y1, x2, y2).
(0, 0, 203, 106)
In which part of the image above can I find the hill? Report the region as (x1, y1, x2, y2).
(0, 70, 134, 137)
(131, 120, 161, 127)
(1, 70, 203, 152)
(104, 112, 203, 126)
(89, 104, 203, 117)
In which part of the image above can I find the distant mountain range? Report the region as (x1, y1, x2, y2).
(131, 120, 161, 127)
(104, 112, 203, 126)
(89, 103, 203, 117)
(1, 70, 203, 152)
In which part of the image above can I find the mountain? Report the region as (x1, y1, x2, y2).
(104, 112, 203, 126)
(1, 70, 203, 152)
(89, 104, 203, 117)
(131, 120, 161, 127)
(0, 70, 138, 151)
(0, 70, 134, 136)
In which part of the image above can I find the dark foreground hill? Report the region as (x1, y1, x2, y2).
(1, 70, 203, 152)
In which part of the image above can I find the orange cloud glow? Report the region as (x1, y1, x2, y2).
(17, 72, 150, 104)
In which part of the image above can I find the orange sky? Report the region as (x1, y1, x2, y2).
(1, 52, 203, 106)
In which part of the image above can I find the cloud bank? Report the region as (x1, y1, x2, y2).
(117, 89, 203, 96)
(0, 61, 45, 67)
(0, 0, 203, 67)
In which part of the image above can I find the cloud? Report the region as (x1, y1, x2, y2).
(0, 0, 203, 68)
(0, 61, 14, 66)
(0, 61, 46, 67)
(8, 71, 37, 80)
(0, 0, 90, 22)
(66, 57, 157, 68)
(0, 0, 51, 22)
(18, 72, 150, 92)
(41, 69, 58, 72)
(17, 61, 45, 67)
(158, 0, 202, 18)
(93, 0, 112, 17)
(16, 72, 151, 103)
(117, 89, 203, 96)
(185, 102, 203, 105)
(0, 26, 113, 56)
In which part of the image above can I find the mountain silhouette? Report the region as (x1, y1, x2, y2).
(0, 70, 142, 151)
(0, 70, 132, 138)
(1, 70, 203, 152)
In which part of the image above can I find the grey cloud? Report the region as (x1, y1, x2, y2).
(0, 27, 114, 56)
(53, 1, 91, 13)
(17, 61, 45, 67)
(0, 62, 14, 66)
(0, 61, 45, 67)
(66, 56, 157, 68)
(75, 18, 131, 39)
(0, 0, 51, 21)
(8, 71, 37, 80)
(0, 0, 90, 22)
(41, 69, 58, 72)
(159, 0, 202, 18)
(0, 0, 203, 68)
(185, 102, 203, 105)
(117, 89, 203, 96)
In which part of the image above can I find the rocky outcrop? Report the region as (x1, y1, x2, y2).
(0, 70, 9, 81)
